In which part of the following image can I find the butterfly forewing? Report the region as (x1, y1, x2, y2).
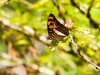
(47, 14, 69, 40)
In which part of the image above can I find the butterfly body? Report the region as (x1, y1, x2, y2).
(47, 14, 69, 40)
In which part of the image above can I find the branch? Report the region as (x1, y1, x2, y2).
(70, 0, 85, 14)
(0, 17, 50, 46)
(86, 0, 99, 28)
(69, 35, 100, 70)
(77, 48, 100, 70)
(70, 0, 99, 29)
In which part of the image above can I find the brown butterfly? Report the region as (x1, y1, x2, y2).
(47, 14, 69, 40)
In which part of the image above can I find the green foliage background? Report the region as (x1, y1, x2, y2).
(0, 0, 100, 75)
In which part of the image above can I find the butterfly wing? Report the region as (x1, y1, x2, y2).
(47, 14, 69, 40)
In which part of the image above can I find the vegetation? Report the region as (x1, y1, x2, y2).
(0, 0, 100, 75)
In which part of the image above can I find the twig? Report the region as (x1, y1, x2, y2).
(70, 0, 85, 14)
(86, 0, 99, 28)
(70, 0, 99, 29)
(69, 34, 100, 70)
(77, 48, 100, 70)
(0, 17, 50, 46)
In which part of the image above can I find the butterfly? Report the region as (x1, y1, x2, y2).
(47, 14, 69, 40)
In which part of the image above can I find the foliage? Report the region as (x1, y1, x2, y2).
(0, 0, 100, 75)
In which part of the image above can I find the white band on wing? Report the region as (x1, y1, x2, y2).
(53, 29, 66, 36)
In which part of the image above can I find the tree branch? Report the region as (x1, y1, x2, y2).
(69, 35, 100, 70)
(70, 0, 99, 29)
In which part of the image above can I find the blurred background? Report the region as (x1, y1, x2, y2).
(0, 0, 100, 75)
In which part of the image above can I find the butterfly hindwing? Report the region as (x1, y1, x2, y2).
(47, 14, 69, 40)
